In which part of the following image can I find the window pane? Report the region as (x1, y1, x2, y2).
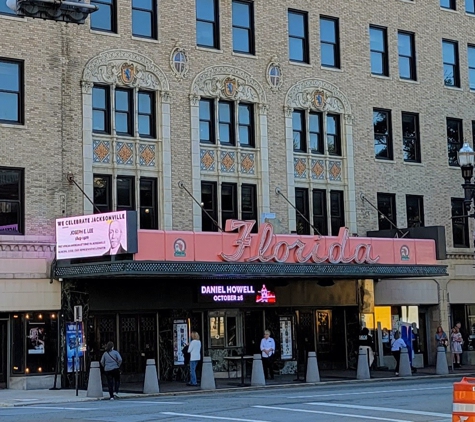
(219, 103, 231, 122)
(232, 1, 250, 27)
(90, 3, 113, 31)
(371, 52, 383, 74)
(288, 12, 305, 37)
(289, 38, 304, 61)
(320, 18, 336, 43)
(93, 111, 106, 131)
(115, 90, 130, 112)
(197, 22, 215, 47)
(219, 124, 231, 143)
(200, 100, 211, 119)
(321, 44, 335, 66)
(443, 42, 456, 63)
(221, 185, 235, 211)
(92, 87, 106, 108)
(133, 10, 152, 37)
(239, 104, 250, 124)
(138, 92, 152, 113)
(233, 27, 250, 53)
(209, 316, 225, 347)
(0, 62, 19, 91)
(399, 57, 411, 79)
(133, 0, 152, 9)
(138, 115, 151, 136)
(398, 33, 411, 56)
(117, 177, 134, 208)
(239, 126, 250, 146)
(196, 0, 215, 20)
(115, 113, 129, 133)
(0, 93, 18, 121)
(292, 111, 303, 130)
(370, 28, 384, 51)
(200, 122, 210, 141)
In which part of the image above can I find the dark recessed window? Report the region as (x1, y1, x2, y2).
(330, 190, 345, 236)
(138, 91, 155, 138)
(468, 44, 475, 90)
(320, 16, 340, 68)
(115, 89, 133, 136)
(0, 167, 24, 234)
(288, 10, 309, 63)
(92, 85, 111, 134)
(452, 198, 469, 248)
(201, 181, 218, 232)
(292, 110, 306, 152)
(232, 0, 254, 54)
(327, 114, 341, 156)
(370, 26, 389, 76)
(398, 31, 417, 81)
(241, 184, 257, 232)
(377, 192, 397, 230)
(441, 0, 456, 10)
(199, 99, 215, 144)
(90, 0, 116, 32)
(238, 103, 254, 147)
(93, 174, 112, 213)
(117, 176, 135, 211)
(402, 112, 421, 163)
(373, 109, 393, 160)
(218, 101, 235, 146)
(196, 0, 219, 49)
(0, 59, 23, 125)
(309, 112, 323, 154)
(295, 187, 310, 235)
(447, 117, 463, 166)
(132, 0, 157, 39)
(406, 195, 424, 228)
(139, 177, 158, 229)
(312, 189, 328, 235)
(221, 183, 238, 227)
(443, 40, 460, 87)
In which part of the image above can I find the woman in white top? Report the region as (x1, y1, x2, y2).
(187, 331, 201, 386)
(391, 331, 406, 376)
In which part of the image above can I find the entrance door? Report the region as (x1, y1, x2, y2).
(0, 320, 7, 388)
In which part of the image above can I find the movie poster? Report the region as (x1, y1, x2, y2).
(173, 320, 189, 366)
(66, 322, 85, 372)
(28, 322, 45, 355)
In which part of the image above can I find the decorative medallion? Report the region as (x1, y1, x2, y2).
(294, 158, 307, 178)
(400, 245, 410, 261)
(173, 238, 186, 257)
(328, 160, 341, 181)
(116, 142, 134, 165)
(220, 151, 235, 172)
(139, 144, 156, 166)
(312, 90, 326, 109)
(222, 77, 238, 98)
(120, 63, 136, 85)
(200, 149, 215, 171)
(93, 140, 110, 163)
(240, 153, 255, 174)
(266, 56, 283, 92)
(169, 43, 189, 80)
(311, 159, 325, 180)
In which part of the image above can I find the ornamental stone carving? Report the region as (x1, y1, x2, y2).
(82, 49, 170, 92)
(191, 65, 266, 105)
(266, 56, 283, 92)
(285, 78, 352, 116)
(169, 42, 189, 80)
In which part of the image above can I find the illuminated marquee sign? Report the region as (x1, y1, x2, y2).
(200, 284, 276, 303)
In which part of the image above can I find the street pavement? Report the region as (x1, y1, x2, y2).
(0, 364, 474, 408)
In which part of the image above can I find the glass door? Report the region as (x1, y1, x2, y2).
(0, 320, 7, 388)
(316, 310, 332, 355)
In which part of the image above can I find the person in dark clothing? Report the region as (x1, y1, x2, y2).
(100, 341, 122, 400)
(358, 327, 375, 369)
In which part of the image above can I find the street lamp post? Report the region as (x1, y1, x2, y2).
(457, 142, 475, 216)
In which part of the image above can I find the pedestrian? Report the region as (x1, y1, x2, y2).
(260, 329, 275, 380)
(187, 331, 201, 386)
(435, 326, 448, 349)
(100, 341, 122, 400)
(358, 327, 375, 369)
(391, 330, 406, 376)
(451, 326, 463, 368)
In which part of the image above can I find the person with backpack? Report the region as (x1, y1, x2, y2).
(391, 330, 406, 376)
(100, 341, 122, 400)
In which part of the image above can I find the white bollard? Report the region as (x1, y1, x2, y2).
(200, 356, 216, 390)
(143, 359, 160, 394)
(436, 346, 449, 375)
(87, 361, 104, 398)
(399, 348, 412, 377)
(306, 351, 320, 383)
(251, 354, 266, 386)
(356, 347, 370, 380)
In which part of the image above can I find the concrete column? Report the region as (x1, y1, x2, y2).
(86, 361, 104, 398)
(143, 359, 160, 394)
(399, 348, 412, 377)
(200, 357, 216, 390)
(357, 347, 370, 380)
(436, 346, 449, 375)
(306, 351, 320, 383)
(251, 354, 265, 386)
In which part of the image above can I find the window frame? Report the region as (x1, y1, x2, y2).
(398, 31, 417, 81)
(201, 181, 219, 232)
(196, 0, 220, 49)
(320, 16, 340, 69)
(369, 25, 389, 77)
(330, 190, 345, 236)
(137, 90, 156, 138)
(139, 177, 158, 230)
(295, 187, 310, 235)
(92, 85, 111, 134)
(442, 39, 460, 88)
(131, 0, 157, 39)
(373, 108, 393, 160)
(451, 197, 470, 248)
(232, 0, 255, 55)
(312, 188, 328, 236)
(115, 88, 134, 136)
(292, 110, 306, 152)
(241, 184, 257, 232)
(218, 101, 235, 146)
(116, 175, 136, 211)
(326, 114, 341, 156)
(93, 174, 113, 214)
(288, 9, 309, 64)
(0, 167, 24, 235)
(0, 59, 24, 125)
(440, 0, 456, 10)
(238, 103, 255, 147)
(221, 182, 238, 227)
(199, 99, 215, 145)
(406, 195, 424, 228)
(377, 192, 397, 231)
(402, 112, 421, 163)
(90, 0, 117, 33)
(468, 44, 475, 90)
(447, 117, 463, 167)
(208, 311, 243, 349)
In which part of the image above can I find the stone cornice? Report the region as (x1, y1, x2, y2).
(446, 253, 475, 260)
(0, 239, 55, 253)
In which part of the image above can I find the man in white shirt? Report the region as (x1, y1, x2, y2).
(260, 330, 275, 380)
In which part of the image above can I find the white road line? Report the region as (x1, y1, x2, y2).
(289, 385, 452, 398)
(120, 400, 184, 404)
(252, 405, 411, 422)
(307, 402, 452, 418)
(162, 412, 271, 422)
(27, 406, 96, 410)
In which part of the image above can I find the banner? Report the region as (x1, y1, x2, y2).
(66, 322, 85, 372)
(27, 322, 45, 355)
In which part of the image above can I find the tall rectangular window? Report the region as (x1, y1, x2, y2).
(443, 40, 460, 87)
(232, 0, 254, 54)
(330, 190, 345, 236)
(406, 195, 424, 228)
(241, 184, 257, 232)
(238, 103, 254, 147)
(90, 0, 116, 32)
(402, 112, 421, 163)
(468, 44, 475, 90)
(452, 198, 469, 248)
(201, 181, 218, 232)
(199, 99, 215, 144)
(221, 183, 238, 227)
(309, 112, 323, 154)
(139, 177, 158, 229)
(447, 118, 463, 166)
(138, 91, 155, 138)
(327, 114, 341, 156)
(0, 167, 24, 234)
(292, 110, 306, 152)
(295, 188, 310, 235)
(398, 31, 416, 81)
(196, 0, 219, 49)
(92, 85, 111, 134)
(472, 120, 475, 148)
(132, 0, 157, 39)
(468, 0, 475, 13)
(0, 59, 23, 124)
(218, 101, 235, 145)
(117, 176, 135, 211)
(93, 174, 112, 213)
(377, 193, 397, 231)
(0, 0, 16, 14)
(115, 89, 133, 136)
(320, 16, 340, 68)
(288, 10, 309, 63)
(441, 0, 456, 9)
(312, 189, 328, 235)
(370, 26, 389, 76)
(373, 109, 393, 160)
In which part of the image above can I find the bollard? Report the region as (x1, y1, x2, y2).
(251, 353, 266, 386)
(453, 377, 475, 421)
(200, 356, 216, 390)
(306, 351, 320, 383)
(398, 347, 412, 377)
(356, 347, 370, 380)
(143, 359, 160, 394)
(86, 361, 104, 398)
(436, 346, 449, 375)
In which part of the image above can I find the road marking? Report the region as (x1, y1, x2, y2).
(27, 406, 96, 410)
(121, 400, 184, 404)
(307, 402, 452, 418)
(162, 412, 271, 422)
(253, 405, 411, 422)
(289, 385, 452, 398)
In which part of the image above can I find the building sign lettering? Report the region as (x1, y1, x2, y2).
(200, 284, 276, 303)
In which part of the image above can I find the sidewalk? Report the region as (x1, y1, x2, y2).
(1, 365, 474, 407)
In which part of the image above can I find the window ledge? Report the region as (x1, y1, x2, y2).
(403, 161, 424, 167)
(440, 7, 459, 14)
(90, 29, 120, 37)
(444, 85, 463, 91)
(374, 158, 395, 163)
(370, 74, 391, 80)
(397, 0, 415, 3)
(232, 52, 258, 60)
(288, 61, 312, 68)
(320, 65, 342, 72)
(0, 13, 26, 21)
(131, 36, 160, 44)
(398, 78, 419, 84)
(196, 46, 223, 54)
(0, 123, 26, 129)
